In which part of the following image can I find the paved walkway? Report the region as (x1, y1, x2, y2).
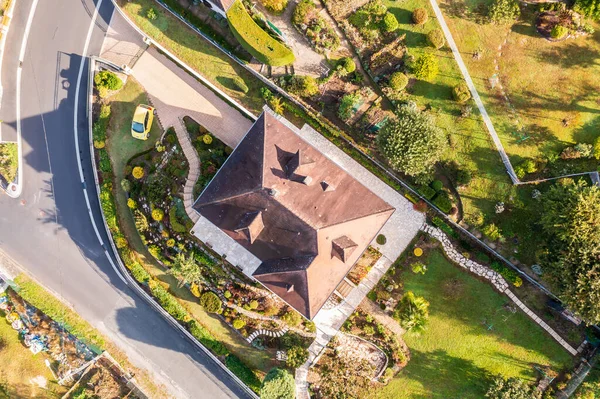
(428, 0, 519, 184)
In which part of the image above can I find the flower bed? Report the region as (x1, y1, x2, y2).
(292, 0, 340, 54)
(347, 246, 382, 285)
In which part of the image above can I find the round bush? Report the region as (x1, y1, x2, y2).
(93, 140, 105, 149)
(453, 82, 471, 103)
(151, 208, 164, 222)
(99, 104, 111, 118)
(389, 72, 408, 91)
(339, 57, 356, 74)
(132, 166, 144, 179)
(413, 53, 439, 81)
(166, 238, 175, 247)
(94, 71, 123, 91)
(115, 235, 128, 249)
(427, 29, 445, 49)
(551, 25, 568, 39)
(286, 346, 309, 368)
(120, 179, 131, 192)
(376, 234, 387, 245)
(224, 290, 232, 299)
(202, 134, 213, 145)
(412, 8, 428, 24)
(382, 12, 399, 32)
(261, 368, 295, 399)
(249, 300, 259, 310)
(430, 180, 443, 191)
(232, 319, 246, 329)
(200, 291, 222, 313)
(127, 198, 137, 209)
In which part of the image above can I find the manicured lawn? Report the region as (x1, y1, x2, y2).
(104, 80, 275, 374)
(119, 0, 265, 114)
(0, 312, 65, 398)
(376, 249, 573, 399)
(441, 0, 600, 164)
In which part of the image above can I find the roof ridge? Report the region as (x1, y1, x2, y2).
(195, 187, 264, 208)
(315, 205, 395, 231)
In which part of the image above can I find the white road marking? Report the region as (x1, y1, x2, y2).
(73, 0, 127, 286)
(13, 0, 40, 198)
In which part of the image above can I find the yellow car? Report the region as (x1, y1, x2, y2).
(131, 104, 155, 140)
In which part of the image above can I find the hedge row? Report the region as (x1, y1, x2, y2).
(432, 216, 457, 238)
(490, 262, 523, 287)
(226, 0, 295, 66)
(92, 105, 261, 394)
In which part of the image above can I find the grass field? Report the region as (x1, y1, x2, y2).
(0, 314, 64, 398)
(375, 249, 573, 399)
(103, 79, 275, 373)
(441, 0, 600, 165)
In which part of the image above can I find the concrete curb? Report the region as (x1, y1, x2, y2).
(0, 0, 21, 198)
(87, 57, 259, 399)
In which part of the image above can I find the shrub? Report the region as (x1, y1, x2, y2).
(202, 134, 213, 145)
(339, 57, 356, 74)
(151, 208, 164, 222)
(168, 207, 188, 233)
(338, 92, 362, 120)
(289, 75, 319, 98)
(593, 137, 600, 160)
(146, 7, 157, 20)
(114, 235, 128, 249)
(292, 0, 313, 26)
(286, 345, 309, 368)
(363, 325, 375, 335)
(488, 0, 520, 23)
(282, 310, 302, 327)
(127, 198, 136, 209)
(551, 24, 568, 39)
(522, 158, 537, 174)
(232, 319, 246, 329)
(418, 185, 436, 200)
(482, 223, 502, 241)
(430, 180, 443, 191)
(413, 53, 439, 81)
(404, 192, 419, 203)
(249, 300, 259, 310)
(132, 166, 144, 179)
(490, 262, 522, 287)
(94, 71, 123, 91)
(452, 82, 471, 103)
(574, 0, 600, 20)
(232, 77, 249, 93)
(412, 8, 428, 24)
(226, 0, 295, 66)
(411, 261, 427, 275)
(376, 234, 387, 245)
(393, 291, 429, 332)
(166, 238, 175, 247)
(188, 320, 229, 356)
(267, 96, 284, 115)
(432, 191, 452, 213)
(224, 290, 232, 299)
(262, 0, 288, 13)
(432, 216, 456, 237)
(575, 143, 593, 158)
(93, 140, 105, 149)
(99, 104, 111, 118)
(382, 12, 399, 32)
(260, 368, 295, 399)
(226, 355, 262, 393)
(389, 72, 408, 91)
(129, 262, 151, 284)
(120, 179, 131, 192)
(148, 281, 189, 322)
(427, 29, 445, 49)
(200, 291, 222, 313)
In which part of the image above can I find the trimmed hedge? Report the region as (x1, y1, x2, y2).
(432, 191, 452, 213)
(226, 354, 262, 393)
(418, 185, 436, 200)
(227, 0, 295, 66)
(432, 216, 457, 238)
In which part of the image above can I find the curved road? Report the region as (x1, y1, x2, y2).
(0, 0, 249, 397)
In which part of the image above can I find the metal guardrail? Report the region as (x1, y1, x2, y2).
(86, 57, 259, 399)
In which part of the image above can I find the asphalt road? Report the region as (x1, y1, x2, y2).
(0, 0, 250, 397)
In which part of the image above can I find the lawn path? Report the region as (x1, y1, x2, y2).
(428, 0, 520, 184)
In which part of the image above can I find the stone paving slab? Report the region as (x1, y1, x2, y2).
(100, 9, 146, 68)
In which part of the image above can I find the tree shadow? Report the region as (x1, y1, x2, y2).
(409, 79, 452, 102)
(511, 22, 538, 38)
(536, 42, 600, 69)
(572, 116, 600, 144)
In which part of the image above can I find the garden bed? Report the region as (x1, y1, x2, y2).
(0, 142, 18, 184)
(347, 246, 382, 285)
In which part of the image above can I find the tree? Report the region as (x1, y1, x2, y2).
(412, 7, 428, 24)
(389, 72, 408, 91)
(200, 291, 222, 313)
(377, 104, 447, 177)
(488, 0, 520, 24)
(169, 252, 202, 287)
(427, 29, 445, 49)
(412, 53, 439, 81)
(382, 12, 399, 32)
(338, 92, 362, 120)
(540, 181, 600, 323)
(260, 368, 295, 399)
(574, 0, 600, 20)
(286, 345, 309, 368)
(452, 82, 471, 103)
(486, 375, 541, 399)
(393, 291, 429, 332)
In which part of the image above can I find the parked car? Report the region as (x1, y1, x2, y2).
(131, 104, 154, 140)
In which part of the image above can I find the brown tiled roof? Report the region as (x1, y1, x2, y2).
(194, 110, 394, 318)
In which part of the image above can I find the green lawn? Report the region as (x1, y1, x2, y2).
(119, 0, 265, 114)
(375, 250, 573, 399)
(104, 79, 275, 374)
(0, 310, 64, 398)
(441, 0, 600, 165)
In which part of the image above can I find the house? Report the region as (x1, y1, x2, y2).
(192, 108, 395, 319)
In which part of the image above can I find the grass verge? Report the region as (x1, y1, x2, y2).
(376, 249, 573, 398)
